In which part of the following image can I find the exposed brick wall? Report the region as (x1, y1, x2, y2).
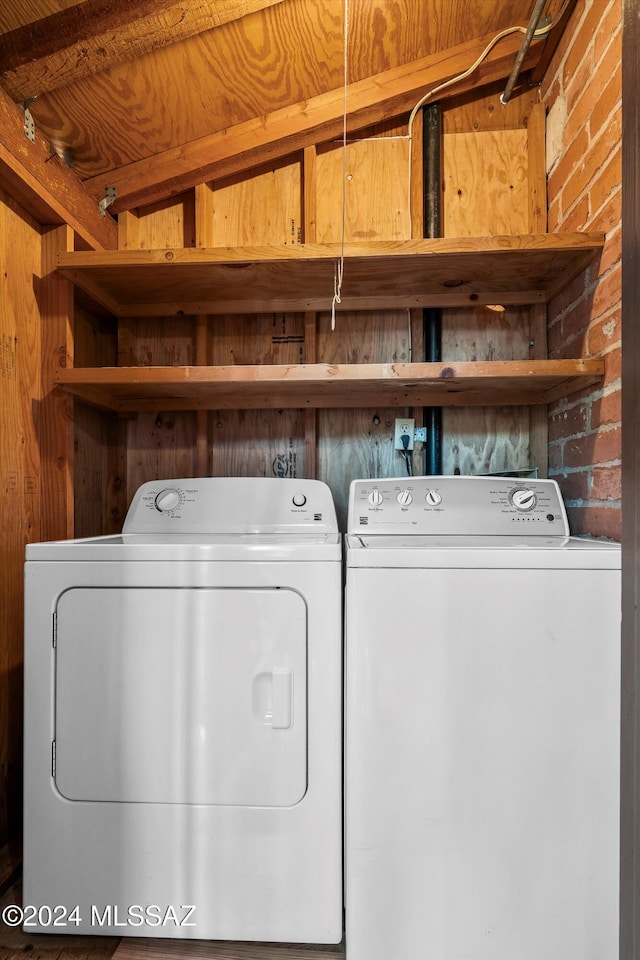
(542, 0, 622, 540)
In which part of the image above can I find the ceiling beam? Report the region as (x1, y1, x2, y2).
(0, 83, 117, 249)
(83, 27, 544, 214)
(0, 0, 286, 102)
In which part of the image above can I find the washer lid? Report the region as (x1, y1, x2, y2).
(346, 533, 621, 570)
(26, 532, 341, 561)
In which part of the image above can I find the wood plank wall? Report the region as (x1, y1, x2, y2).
(70, 86, 546, 533)
(441, 83, 548, 477)
(0, 188, 42, 846)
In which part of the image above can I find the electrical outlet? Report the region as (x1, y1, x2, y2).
(394, 417, 415, 450)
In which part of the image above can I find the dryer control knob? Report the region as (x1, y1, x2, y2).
(155, 488, 180, 512)
(396, 490, 413, 506)
(368, 489, 384, 506)
(292, 493, 307, 507)
(510, 488, 537, 511)
(425, 490, 442, 506)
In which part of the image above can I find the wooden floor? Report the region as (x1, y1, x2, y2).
(0, 876, 344, 960)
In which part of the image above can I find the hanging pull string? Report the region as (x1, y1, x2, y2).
(331, 0, 349, 331)
(405, 0, 571, 236)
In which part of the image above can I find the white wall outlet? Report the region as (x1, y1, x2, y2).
(394, 417, 415, 451)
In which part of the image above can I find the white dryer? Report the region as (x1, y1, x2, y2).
(24, 477, 342, 942)
(345, 476, 620, 960)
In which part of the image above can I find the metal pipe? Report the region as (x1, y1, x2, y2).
(501, 0, 548, 104)
(422, 102, 443, 476)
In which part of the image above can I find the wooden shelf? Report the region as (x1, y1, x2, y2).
(56, 234, 604, 317)
(55, 360, 605, 412)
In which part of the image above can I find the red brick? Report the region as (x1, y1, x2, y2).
(566, 504, 621, 540)
(558, 194, 590, 232)
(591, 389, 622, 428)
(587, 188, 621, 232)
(593, 1, 621, 63)
(591, 264, 621, 321)
(589, 69, 621, 144)
(548, 127, 589, 206)
(549, 403, 588, 441)
(561, 298, 593, 344)
(591, 466, 622, 500)
(603, 345, 622, 386)
(562, 424, 621, 468)
(547, 270, 588, 321)
(556, 469, 590, 502)
(589, 151, 622, 222)
(561, 113, 622, 213)
(587, 310, 621, 355)
(593, 226, 622, 279)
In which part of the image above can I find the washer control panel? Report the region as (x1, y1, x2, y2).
(123, 477, 338, 534)
(348, 476, 570, 536)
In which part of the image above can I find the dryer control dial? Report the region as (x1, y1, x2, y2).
(368, 489, 384, 506)
(510, 488, 537, 511)
(154, 488, 181, 512)
(425, 489, 442, 506)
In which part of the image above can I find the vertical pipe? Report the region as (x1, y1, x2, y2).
(423, 102, 442, 475)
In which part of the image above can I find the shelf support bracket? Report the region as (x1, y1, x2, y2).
(99, 186, 117, 218)
(23, 101, 36, 142)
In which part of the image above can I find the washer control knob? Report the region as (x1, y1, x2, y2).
(154, 488, 180, 512)
(292, 493, 307, 507)
(368, 489, 384, 506)
(425, 489, 442, 506)
(396, 490, 413, 506)
(511, 488, 537, 511)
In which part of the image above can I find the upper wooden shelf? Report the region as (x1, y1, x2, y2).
(56, 234, 604, 317)
(55, 360, 605, 412)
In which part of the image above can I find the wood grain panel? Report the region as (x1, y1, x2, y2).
(315, 136, 410, 243)
(207, 162, 306, 479)
(119, 194, 196, 250)
(443, 129, 529, 237)
(212, 159, 302, 246)
(441, 83, 548, 478)
(0, 188, 42, 845)
(210, 312, 306, 477)
(29, 0, 540, 187)
(441, 305, 533, 475)
(314, 130, 413, 515)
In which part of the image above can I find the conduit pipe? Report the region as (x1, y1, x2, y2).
(501, 0, 548, 104)
(423, 102, 442, 476)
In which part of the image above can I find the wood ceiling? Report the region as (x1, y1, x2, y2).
(0, 0, 572, 231)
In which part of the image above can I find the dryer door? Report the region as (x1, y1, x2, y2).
(54, 587, 307, 806)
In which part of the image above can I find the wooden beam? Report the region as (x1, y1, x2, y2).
(0, 84, 116, 249)
(40, 224, 75, 542)
(84, 27, 544, 213)
(0, 0, 286, 101)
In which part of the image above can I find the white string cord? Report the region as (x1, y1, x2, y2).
(331, 0, 349, 331)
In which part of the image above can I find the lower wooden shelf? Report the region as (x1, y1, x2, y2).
(54, 360, 604, 412)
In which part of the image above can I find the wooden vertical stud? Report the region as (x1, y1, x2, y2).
(527, 99, 548, 234)
(528, 302, 549, 476)
(303, 147, 318, 479)
(40, 224, 75, 541)
(194, 183, 215, 475)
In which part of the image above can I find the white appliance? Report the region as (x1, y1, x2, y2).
(345, 476, 620, 960)
(24, 477, 342, 942)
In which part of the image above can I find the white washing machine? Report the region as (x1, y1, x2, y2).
(24, 477, 342, 942)
(345, 476, 620, 960)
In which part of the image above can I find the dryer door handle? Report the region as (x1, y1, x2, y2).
(271, 667, 293, 730)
